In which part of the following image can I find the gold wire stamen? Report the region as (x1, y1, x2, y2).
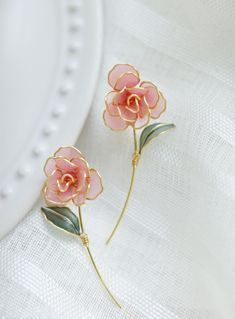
(57, 173, 75, 192)
(126, 94, 141, 114)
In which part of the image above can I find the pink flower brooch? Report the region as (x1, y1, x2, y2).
(104, 64, 175, 243)
(41, 146, 121, 308)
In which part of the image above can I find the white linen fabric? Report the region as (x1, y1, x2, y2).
(1, 0, 235, 318)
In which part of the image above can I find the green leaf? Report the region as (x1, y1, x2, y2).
(41, 206, 81, 235)
(139, 122, 175, 153)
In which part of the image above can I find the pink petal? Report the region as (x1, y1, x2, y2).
(112, 90, 128, 106)
(86, 169, 103, 200)
(105, 91, 119, 116)
(103, 110, 128, 131)
(140, 81, 159, 108)
(127, 87, 146, 96)
(75, 173, 85, 192)
(47, 170, 62, 192)
(44, 187, 63, 206)
(55, 158, 77, 172)
(139, 100, 149, 117)
(54, 146, 83, 160)
(150, 92, 167, 119)
(57, 186, 76, 202)
(114, 73, 140, 91)
(71, 158, 89, 191)
(118, 106, 137, 122)
(72, 182, 88, 206)
(108, 64, 140, 90)
(71, 157, 89, 173)
(73, 192, 86, 206)
(44, 157, 57, 176)
(107, 104, 119, 117)
(135, 112, 150, 129)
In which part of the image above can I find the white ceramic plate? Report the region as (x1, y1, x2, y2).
(0, 0, 103, 239)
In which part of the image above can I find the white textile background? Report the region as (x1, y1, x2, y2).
(1, 0, 235, 318)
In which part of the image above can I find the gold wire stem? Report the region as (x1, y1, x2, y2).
(106, 127, 139, 244)
(78, 207, 121, 308)
(133, 126, 137, 153)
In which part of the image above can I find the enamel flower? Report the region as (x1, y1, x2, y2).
(103, 64, 175, 244)
(41, 146, 121, 308)
(103, 64, 166, 130)
(43, 146, 103, 206)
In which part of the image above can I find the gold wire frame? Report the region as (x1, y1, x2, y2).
(103, 63, 167, 133)
(42, 147, 104, 207)
(41, 147, 121, 308)
(104, 64, 170, 244)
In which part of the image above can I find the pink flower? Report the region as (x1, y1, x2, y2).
(43, 146, 103, 206)
(103, 64, 166, 130)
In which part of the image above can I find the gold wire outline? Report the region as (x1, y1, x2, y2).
(86, 168, 104, 200)
(105, 91, 119, 117)
(42, 149, 104, 206)
(140, 81, 160, 109)
(43, 160, 89, 205)
(107, 63, 140, 89)
(103, 109, 129, 131)
(43, 156, 77, 177)
(117, 106, 137, 123)
(114, 72, 140, 91)
(41, 207, 80, 238)
(140, 122, 175, 153)
(56, 172, 87, 203)
(134, 111, 151, 130)
(54, 146, 83, 159)
(78, 206, 121, 308)
(150, 91, 167, 119)
(57, 173, 75, 193)
(126, 94, 140, 114)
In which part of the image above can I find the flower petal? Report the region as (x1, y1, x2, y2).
(103, 110, 128, 131)
(54, 146, 83, 160)
(73, 192, 86, 206)
(71, 157, 89, 191)
(108, 64, 140, 90)
(134, 112, 150, 129)
(55, 158, 77, 172)
(114, 73, 140, 91)
(86, 169, 103, 200)
(105, 91, 119, 116)
(127, 87, 146, 96)
(47, 170, 62, 191)
(44, 157, 57, 176)
(118, 106, 137, 122)
(107, 104, 119, 117)
(139, 100, 149, 117)
(150, 91, 167, 119)
(140, 81, 159, 108)
(44, 187, 64, 206)
(72, 182, 88, 206)
(112, 89, 128, 106)
(57, 186, 76, 202)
